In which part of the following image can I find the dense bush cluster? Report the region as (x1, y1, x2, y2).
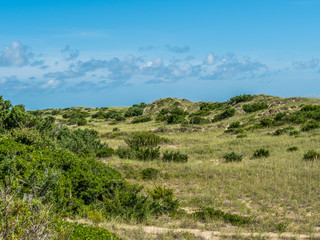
(162, 150, 188, 163)
(132, 116, 152, 124)
(253, 148, 270, 158)
(156, 108, 189, 124)
(243, 102, 268, 113)
(303, 150, 319, 161)
(62, 109, 89, 126)
(223, 152, 243, 162)
(213, 108, 235, 122)
(193, 207, 251, 226)
(228, 94, 254, 105)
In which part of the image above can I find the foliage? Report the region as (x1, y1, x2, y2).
(253, 148, 270, 158)
(166, 108, 189, 124)
(0, 183, 66, 240)
(228, 121, 240, 129)
(199, 102, 226, 111)
(116, 146, 135, 159)
(96, 147, 115, 158)
(287, 146, 298, 152)
(104, 110, 125, 121)
(124, 107, 143, 117)
(132, 116, 152, 124)
(62, 109, 89, 126)
(192, 207, 251, 226)
(189, 116, 210, 125)
(125, 132, 162, 148)
(162, 150, 188, 163)
(148, 185, 179, 214)
(57, 221, 121, 240)
(135, 146, 160, 161)
(301, 121, 320, 131)
(303, 150, 320, 161)
(243, 102, 268, 113)
(55, 128, 108, 157)
(141, 168, 159, 180)
(223, 152, 243, 162)
(228, 94, 254, 105)
(213, 108, 235, 122)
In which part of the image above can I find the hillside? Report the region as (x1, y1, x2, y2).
(1, 94, 320, 239)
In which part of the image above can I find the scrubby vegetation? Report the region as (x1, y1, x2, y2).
(1, 94, 320, 239)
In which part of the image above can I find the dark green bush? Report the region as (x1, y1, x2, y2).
(243, 102, 268, 113)
(166, 108, 189, 124)
(132, 116, 152, 124)
(213, 108, 235, 122)
(199, 102, 226, 111)
(260, 118, 274, 127)
(287, 146, 298, 152)
(125, 132, 161, 148)
(223, 152, 243, 162)
(162, 150, 188, 163)
(301, 121, 320, 131)
(116, 146, 135, 159)
(135, 146, 160, 161)
(303, 150, 319, 161)
(124, 107, 143, 117)
(289, 130, 300, 136)
(56, 222, 121, 240)
(141, 168, 159, 180)
(55, 128, 107, 156)
(148, 185, 179, 213)
(189, 116, 210, 125)
(228, 94, 254, 105)
(228, 121, 240, 129)
(104, 110, 125, 121)
(253, 148, 270, 158)
(193, 207, 251, 226)
(96, 147, 115, 158)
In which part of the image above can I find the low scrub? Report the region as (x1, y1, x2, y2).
(223, 152, 243, 162)
(253, 148, 270, 158)
(193, 207, 251, 226)
(287, 146, 298, 152)
(228, 94, 254, 105)
(141, 168, 159, 180)
(162, 150, 188, 163)
(132, 116, 152, 124)
(213, 108, 235, 122)
(303, 150, 320, 161)
(243, 102, 268, 113)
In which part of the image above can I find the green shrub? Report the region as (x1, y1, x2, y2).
(193, 207, 251, 226)
(116, 146, 135, 159)
(287, 146, 298, 152)
(228, 94, 254, 105)
(141, 168, 159, 180)
(260, 118, 274, 127)
(189, 116, 210, 125)
(162, 150, 188, 163)
(96, 147, 115, 158)
(125, 132, 161, 148)
(200, 102, 226, 111)
(148, 185, 179, 213)
(301, 121, 320, 131)
(124, 107, 143, 117)
(289, 130, 300, 136)
(104, 110, 125, 121)
(135, 146, 160, 161)
(223, 152, 243, 162)
(87, 210, 105, 226)
(243, 102, 268, 113)
(213, 108, 235, 122)
(132, 116, 152, 124)
(303, 150, 319, 161)
(57, 222, 121, 240)
(228, 121, 240, 129)
(253, 148, 270, 158)
(166, 108, 189, 124)
(55, 128, 107, 156)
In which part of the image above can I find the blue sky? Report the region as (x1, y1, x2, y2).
(1, 0, 320, 109)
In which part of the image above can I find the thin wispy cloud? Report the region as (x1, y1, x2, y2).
(293, 58, 319, 70)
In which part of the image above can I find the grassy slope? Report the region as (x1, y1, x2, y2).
(38, 95, 320, 238)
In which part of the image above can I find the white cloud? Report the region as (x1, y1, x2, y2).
(293, 58, 319, 70)
(0, 42, 34, 67)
